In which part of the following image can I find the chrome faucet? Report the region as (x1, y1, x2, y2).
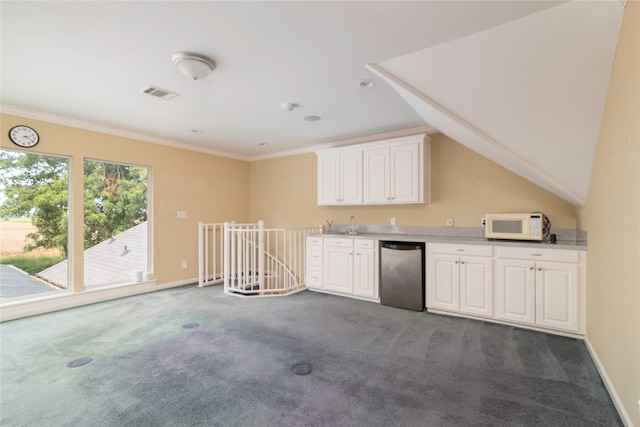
(347, 215, 358, 234)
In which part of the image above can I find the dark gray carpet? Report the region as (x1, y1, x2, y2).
(0, 285, 621, 426)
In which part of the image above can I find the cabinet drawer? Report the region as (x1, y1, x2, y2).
(307, 267, 323, 289)
(307, 236, 323, 246)
(355, 239, 375, 249)
(306, 244, 323, 266)
(496, 247, 579, 263)
(324, 237, 354, 248)
(428, 243, 492, 257)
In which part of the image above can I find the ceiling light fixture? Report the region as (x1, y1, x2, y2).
(282, 103, 298, 112)
(357, 79, 376, 89)
(259, 143, 270, 147)
(172, 52, 216, 80)
(303, 115, 321, 122)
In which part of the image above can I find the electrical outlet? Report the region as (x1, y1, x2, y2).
(446, 218, 454, 227)
(181, 260, 188, 269)
(481, 217, 486, 226)
(391, 217, 396, 226)
(177, 211, 187, 219)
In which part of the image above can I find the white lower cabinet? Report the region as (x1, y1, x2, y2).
(308, 236, 585, 336)
(495, 259, 536, 324)
(305, 236, 323, 290)
(427, 244, 493, 318)
(496, 247, 582, 333)
(428, 244, 585, 335)
(353, 242, 377, 298)
(305, 236, 378, 300)
(324, 243, 354, 294)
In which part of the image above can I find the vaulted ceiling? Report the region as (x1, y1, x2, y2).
(1, 1, 626, 206)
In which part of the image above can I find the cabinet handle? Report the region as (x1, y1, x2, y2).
(455, 261, 459, 264)
(460, 261, 465, 265)
(529, 267, 534, 270)
(532, 253, 542, 257)
(537, 267, 542, 271)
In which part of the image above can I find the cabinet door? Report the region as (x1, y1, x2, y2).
(535, 261, 578, 332)
(427, 254, 459, 311)
(340, 151, 363, 204)
(363, 147, 389, 204)
(317, 154, 340, 205)
(324, 246, 353, 294)
(390, 142, 421, 203)
(353, 249, 376, 298)
(459, 256, 493, 318)
(496, 259, 536, 325)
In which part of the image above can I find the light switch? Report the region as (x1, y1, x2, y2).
(177, 211, 187, 219)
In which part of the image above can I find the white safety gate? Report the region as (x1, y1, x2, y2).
(198, 221, 322, 296)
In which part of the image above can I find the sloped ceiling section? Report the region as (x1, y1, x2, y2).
(368, 1, 625, 207)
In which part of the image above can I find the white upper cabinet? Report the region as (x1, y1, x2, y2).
(317, 151, 362, 205)
(317, 134, 428, 206)
(364, 141, 422, 204)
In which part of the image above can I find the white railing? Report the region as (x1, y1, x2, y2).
(224, 221, 323, 296)
(198, 222, 225, 287)
(199, 220, 322, 296)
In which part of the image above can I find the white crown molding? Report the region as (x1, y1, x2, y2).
(2, 104, 439, 163)
(249, 126, 438, 161)
(1, 104, 250, 161)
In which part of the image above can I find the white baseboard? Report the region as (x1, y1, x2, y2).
(584, 336, 633, 426)
(0, 277, 199, 322)
(156, 277, 198, 290)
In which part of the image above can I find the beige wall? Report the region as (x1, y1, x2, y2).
(250, 133, 578, 230)
(1, 114, 250, 288)
(582, 1, 639, 425)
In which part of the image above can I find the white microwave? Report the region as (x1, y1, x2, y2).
(485, 213, 546, 241)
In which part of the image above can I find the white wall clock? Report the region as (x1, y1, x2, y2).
(9, 125, 39, 148)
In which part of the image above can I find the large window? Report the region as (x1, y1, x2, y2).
(0, 149, 70, 300)
(83, 160, 149, 287)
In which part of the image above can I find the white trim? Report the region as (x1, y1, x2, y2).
(156, 277, 199, 291)
(0, 278, 198, 322)
(426, 308, 585, 339)
(1, 104, 248, 161)
(365, 63, 586, 207)
(585, 336, 633, 426)
(314, 132, 427, 156)
(249, 126, 437, 161)
(2, 104, 438, 163)
(1, 281, 153, 321)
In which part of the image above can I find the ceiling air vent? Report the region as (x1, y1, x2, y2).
(140, 85, 179, 101)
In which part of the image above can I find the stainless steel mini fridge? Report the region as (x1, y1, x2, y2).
(379, 241, 425, 311)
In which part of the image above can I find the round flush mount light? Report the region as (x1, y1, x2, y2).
(172, 52, 216, 80)
(259, 143, 270, 147)
(357, 79, 376, 89)
(303, 115, 321, 122)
